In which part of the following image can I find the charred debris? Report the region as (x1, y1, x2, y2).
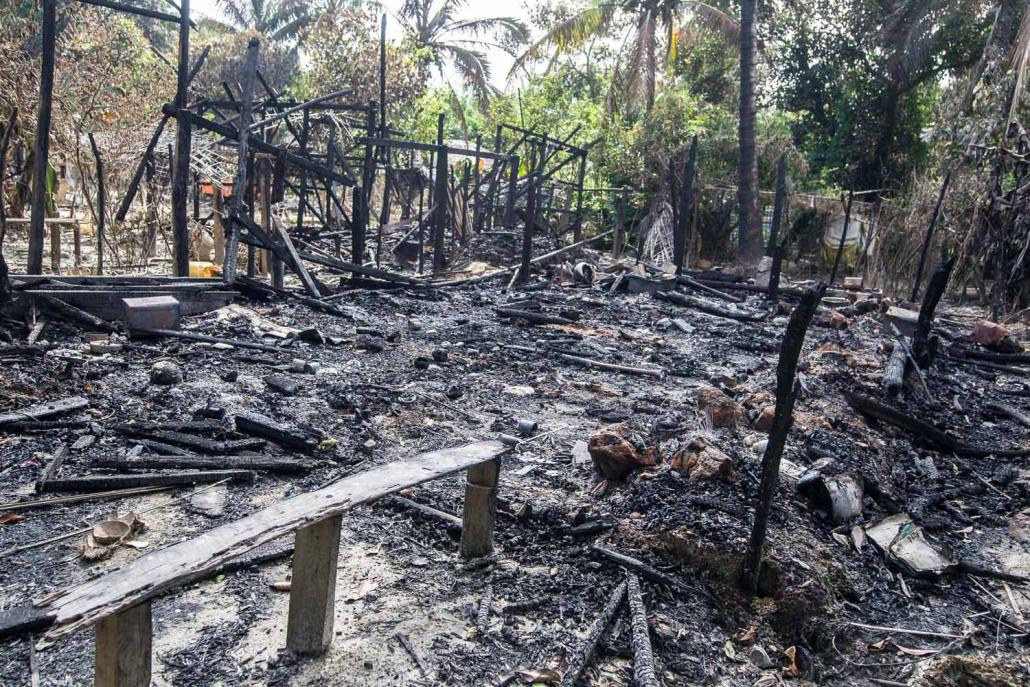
(0, 5, 1029, 687)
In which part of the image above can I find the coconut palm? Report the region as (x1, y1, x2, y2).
(210, 0, 312, 43)
(512, 0, 739, 113)
(396, 0, 529, 129)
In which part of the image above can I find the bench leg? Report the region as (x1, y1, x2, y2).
(94, 601, 152, 687)
(286, 514, 342, 655)
(461, 459, 500, 559)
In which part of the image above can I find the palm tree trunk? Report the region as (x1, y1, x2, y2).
(737, 0, 763, 262)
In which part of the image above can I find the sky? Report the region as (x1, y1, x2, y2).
(189, 0, 539, 89)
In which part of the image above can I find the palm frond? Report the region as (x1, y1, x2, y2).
(625, 10, 657, 111)
(509, 2, 619, 76)
(681, 1, 740, 43)
(217, 0, 253, 31)
(1008, 4, 1030, 125)
(449, 16, 530, 45)
(443, 44, 495, 108)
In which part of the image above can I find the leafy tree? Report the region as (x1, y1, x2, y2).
(513, 0, 739, 113)
(396, 0, 529, 131)
(300, 7, 426, 127)
(767, 0, 992, 190)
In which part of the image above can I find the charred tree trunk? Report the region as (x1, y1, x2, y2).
(27, 0, 55, 275)
(741, 282, 826, 595)
(0, 108, 17, 306)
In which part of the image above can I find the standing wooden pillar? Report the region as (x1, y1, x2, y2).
(258, 157, 272, 278)
(88, 133, 106, 275)
(94, 602, 152, 687)
(571, 152, 587, 242)
(486, 125, 503, 230)
(432, 113, 448, 273)
(295, 108, 311, 232)
(518, 155, 537, 284)
(376, 166, 392, 266)
(171, 0, 192, 277)
(503, 155, 518, 227)
(461, 459, 500, 558)
(212, 188, 224, 264)
(49, 216, 61, 273)
(613, 186, 628, 259)
(271, 152, 286, 284)
(911, 169, 952, 302)
(471, 135, 482, 233)
(245, 153, 257, 277)
(286, 514, 342, 655)
(27, 0, 56, 275)
(676, 136, 698, 273)
(766, 151, 788, 256)
(828, 188, 854, 286)
(222, 37, 259, 284)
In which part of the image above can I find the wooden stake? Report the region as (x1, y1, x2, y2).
(88, 133, 106, 275)
(460, 458, 500, 559)
(911, 169, 952, 302)
(222, 37, 260, 283)
(94, 602, 152, 687)
(741, 283, 825, 595)
(286, 514, 342, 655)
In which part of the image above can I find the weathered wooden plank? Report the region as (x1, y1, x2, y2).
(286, 514, 342, 655)
(94, 602, 152, 687)
(35, 441, 507, 641)
(460, 458, 500, 559)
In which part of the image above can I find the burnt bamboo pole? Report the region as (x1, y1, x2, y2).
(170, 0, 192, 276)
(27, 0, 56, 275)
(558, 580, 627, 687)
(87, 134, 106, 275)
(432, 113, 447, 272)
(741, 283, 826, 595)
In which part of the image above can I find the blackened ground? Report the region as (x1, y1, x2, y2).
(0, 269, 1027, 686)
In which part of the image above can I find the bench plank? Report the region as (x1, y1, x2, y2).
(35, 440, 506, 642)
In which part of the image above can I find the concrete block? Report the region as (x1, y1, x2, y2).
(122, 296, 180, 331)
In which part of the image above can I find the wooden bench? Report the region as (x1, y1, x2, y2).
(9, 440, 507, 686)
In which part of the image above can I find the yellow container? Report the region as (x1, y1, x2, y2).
(189, 261, 222, 278)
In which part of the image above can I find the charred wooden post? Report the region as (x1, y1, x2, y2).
(675, 136, 698, 273)
(471, 134, 483, 232)
(170, 0, 192, 277)
(912, 255, 956, 368)
(827, 188, 854, 285)
(460, 458, 500, 559)
(376, 165, 392, 265)
(517, 156, 537, 284)
(613, 186, 628, 259)
(432, 114, 448, 273)
(572, 151, 587, 242)
(503, 155, 519, 227)
(883, 340, 907, 397)
(766, 151, 788, 256)
(0, 109, 19, 305)
(378, 13, 387, 139)
(286, 514, 342, 655)
(245, 153, 257, 277)
(558, 580, 627, 687)
(911, 169, 952, 302)
(626, 575, 659, 687)
(295, 107, 311, 233)
(352, 186, 366, 265)
(222, 37, 260, 283)
(27, 0, 56, 275)
(212, 185, 224, 264)
(94, 602, 152, 687)
(259, 157, 274, 281)
(741, 282, 826, 595)
(87, 133, 106, 275)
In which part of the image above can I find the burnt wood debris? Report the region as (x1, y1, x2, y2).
(0, 2, 1029, 687)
